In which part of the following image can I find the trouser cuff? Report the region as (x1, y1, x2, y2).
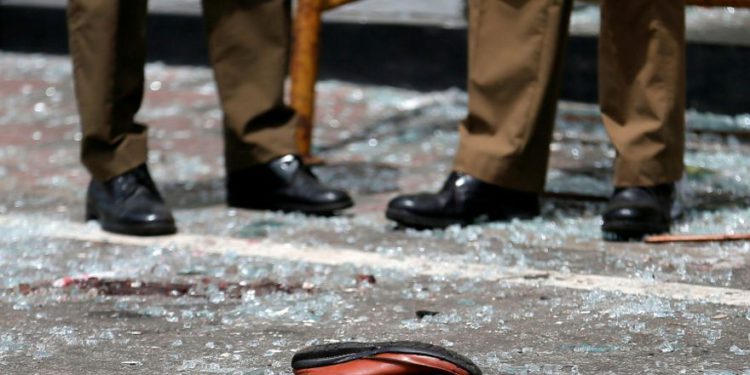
(223, 115, 298, 172)
(613, 156, 684, 187)
(83, 132, 148, 182)
(453, 139, 547, 194)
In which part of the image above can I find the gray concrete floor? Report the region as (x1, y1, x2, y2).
(0, 52, 750, 374)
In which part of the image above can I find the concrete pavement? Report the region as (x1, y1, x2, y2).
(0, 52, 750, 374)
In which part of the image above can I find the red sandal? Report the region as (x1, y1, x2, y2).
(292, 341, 482, 375)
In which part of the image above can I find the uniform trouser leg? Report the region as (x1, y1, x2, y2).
(454, 0, 573, 193)
(600, 0, 685, 187)
(202, 0, 298, 172)
(455, 0, 685, 193)
(68, 0, 149, 181)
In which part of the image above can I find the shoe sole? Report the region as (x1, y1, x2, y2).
(386, 207, 468, 229)
(228, 199, 354, 215)
(292, 341, 482, 375)
(86, 210, 177, 237)
(602, 220, 669, 242)
(386, 207, 538, 230)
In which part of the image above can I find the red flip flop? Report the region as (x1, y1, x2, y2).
(292, 341, 482, 375)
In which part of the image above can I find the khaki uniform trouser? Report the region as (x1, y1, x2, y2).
(454, 0, 686, 192)
(67, 0, 297, 181)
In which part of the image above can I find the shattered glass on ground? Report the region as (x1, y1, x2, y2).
(1, 52, 749, 374)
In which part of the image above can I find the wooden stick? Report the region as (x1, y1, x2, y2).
(645, 233, 750, 244)
(291, 0, 324, 160)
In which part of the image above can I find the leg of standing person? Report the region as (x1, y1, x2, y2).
(68, 0, 176, 236)
(201, 0, 353, 215)
(600, 0, 686, 240)
(386, 0, 573, 229)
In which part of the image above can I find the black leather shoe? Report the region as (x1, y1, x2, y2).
(86, 164, 177, 236)
(386, 172, 540, 229)
(226, 154, 353, 214)
(602, 184, 674, 241)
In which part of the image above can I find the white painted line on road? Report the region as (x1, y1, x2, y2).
(2, 214, 750, 307)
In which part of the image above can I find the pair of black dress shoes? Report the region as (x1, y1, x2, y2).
(86, 156, 674, 241)
(386, 172, 675, 241)
(85, 155, 353, 236)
